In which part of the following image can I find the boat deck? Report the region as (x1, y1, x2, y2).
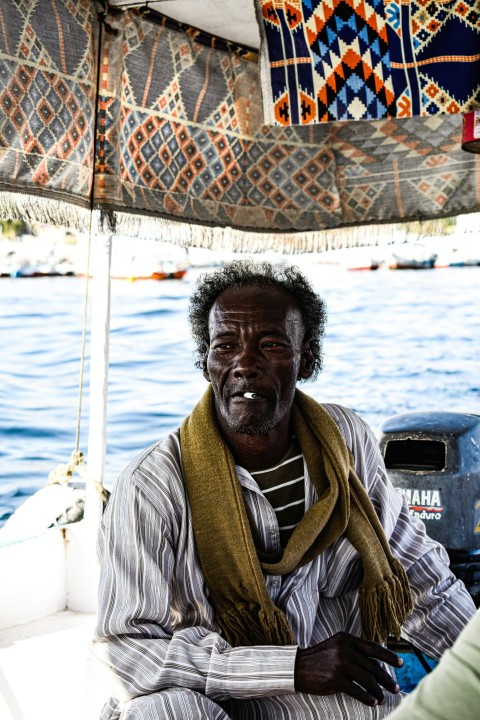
(0, 611, 106, 720)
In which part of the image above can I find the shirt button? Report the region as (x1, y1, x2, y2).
(272, 579, 280, 587)
(269, 528, 276, 536)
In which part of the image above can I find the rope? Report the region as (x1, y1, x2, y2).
(76, 461, 110, 505)
(46, 212, 108, 505)
(47, 450, 84, 486)
(47, 449, 109, 506)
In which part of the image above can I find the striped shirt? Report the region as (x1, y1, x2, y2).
(93, 404, 475, 720)
(250, 436, 305, 550)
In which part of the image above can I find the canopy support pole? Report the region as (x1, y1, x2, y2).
(86, 232, 112, 519)
(67, 232, 112, 613)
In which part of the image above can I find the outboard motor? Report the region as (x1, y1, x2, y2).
(378, 411, 480, 606)
(377, 411, 480, 692)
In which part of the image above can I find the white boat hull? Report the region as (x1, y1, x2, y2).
(0, 523, 104, 719)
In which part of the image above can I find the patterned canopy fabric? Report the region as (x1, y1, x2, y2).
(0, 0, 97, 228)
(0, 0, 479, 250)
(256, 0, 480, 125)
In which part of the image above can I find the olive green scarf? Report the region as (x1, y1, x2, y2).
(180, 386, 412, 647)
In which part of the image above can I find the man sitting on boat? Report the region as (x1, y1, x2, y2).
(93, 260, 475, 719)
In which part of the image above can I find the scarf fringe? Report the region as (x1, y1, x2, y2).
(359, 558, 413, 643)
(218, 604, 295, 647)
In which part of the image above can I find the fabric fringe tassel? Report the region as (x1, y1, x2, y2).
(359, 558, 413, 644)
(258, 607, 296, 646)
(218, 603, 295, 647)
(0, 191, 92, 233)
(104, 208, 457, 255)
(0, 190, 461, 254)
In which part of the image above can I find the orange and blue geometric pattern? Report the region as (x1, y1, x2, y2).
(386, 0, 480, 117)
(258, 0, 480, 123)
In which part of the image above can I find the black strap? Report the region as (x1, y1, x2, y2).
(410, 643, 434, 673)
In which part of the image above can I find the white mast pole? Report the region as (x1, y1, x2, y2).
(67, 229, 112, 612)
(86, 230, 112, 517)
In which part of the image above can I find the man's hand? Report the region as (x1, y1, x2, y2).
(295, 632, 403, 706)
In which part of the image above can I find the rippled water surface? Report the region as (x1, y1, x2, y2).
(1, 264, 479, 525)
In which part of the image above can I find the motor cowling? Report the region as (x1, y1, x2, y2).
(377, 411, 480, 606)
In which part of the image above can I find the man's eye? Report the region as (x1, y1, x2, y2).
(215, 343, 235, 350)
(262, 341, 282, 349)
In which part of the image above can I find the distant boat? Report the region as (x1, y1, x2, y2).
(77, 256, 189, 281)
(347, 259, 382, 271)
(449, 258, 480, 267)
(443, 245, 480, 267)
(7, 260, 77, 277)
(404, 232, 480, 269)
(110, 267, 188, 281)
(387, 243, 437, 270)
(389, 255, 437, 270)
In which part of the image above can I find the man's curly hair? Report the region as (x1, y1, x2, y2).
(188, 259, 327, 381)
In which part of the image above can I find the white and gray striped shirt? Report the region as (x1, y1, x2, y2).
(93, 404, 475, 719)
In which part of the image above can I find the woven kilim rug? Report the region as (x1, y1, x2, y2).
(94, 8, 480, 238)
(0, 1, 479, 248)
(256, 0, 480, 125)
(0, 0, 97, 228)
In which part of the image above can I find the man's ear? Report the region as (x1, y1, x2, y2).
(299, 338, 315, 380)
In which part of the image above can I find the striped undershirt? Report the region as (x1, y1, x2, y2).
(250, 436, 304, 549)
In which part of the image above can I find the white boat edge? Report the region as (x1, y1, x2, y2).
(0, 522, 108, 720)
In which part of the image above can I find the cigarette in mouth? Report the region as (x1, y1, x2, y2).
(243, 392, 258, 399)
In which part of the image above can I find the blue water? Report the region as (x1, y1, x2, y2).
(1, 264, 479, 526)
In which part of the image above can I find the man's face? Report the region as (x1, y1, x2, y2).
(204, 285, 313, 435)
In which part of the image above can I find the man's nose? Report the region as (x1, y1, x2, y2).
(232, 346, 263, 379)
